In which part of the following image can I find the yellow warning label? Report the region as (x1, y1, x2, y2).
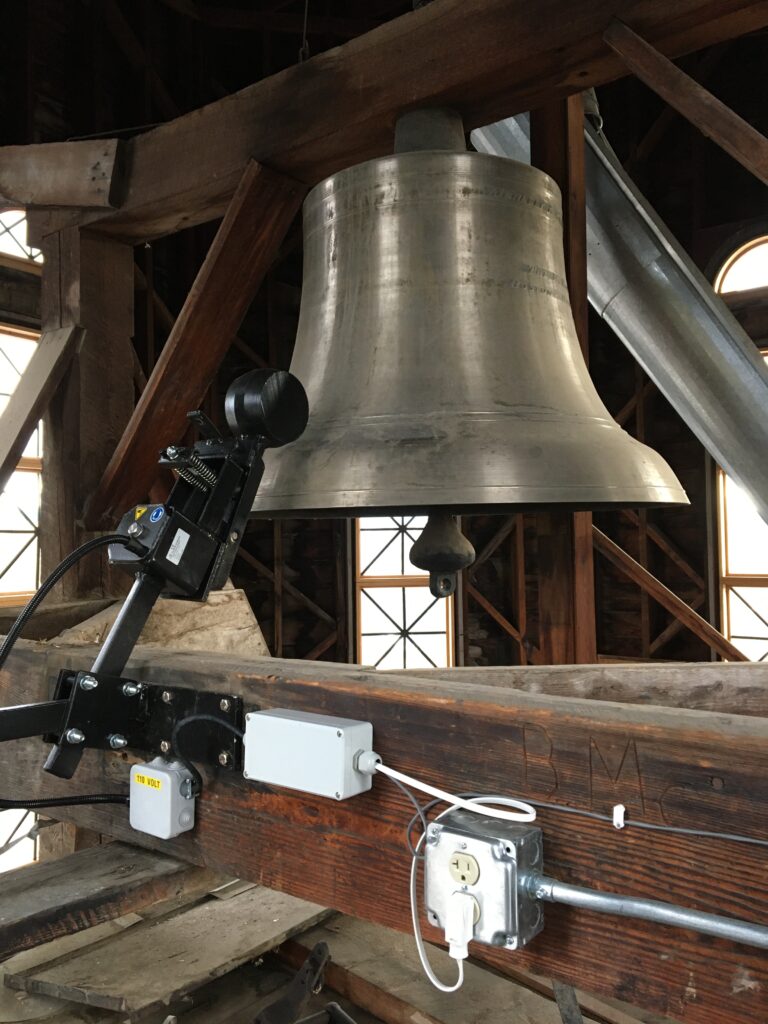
(134, 773, 162, 791)
(134, 506, 148, 520)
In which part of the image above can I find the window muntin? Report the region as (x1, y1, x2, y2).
(356, 516, 453, 670)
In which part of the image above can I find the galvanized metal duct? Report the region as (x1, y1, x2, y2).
(471, 114, 768, 524)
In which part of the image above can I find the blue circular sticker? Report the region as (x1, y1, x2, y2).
(149, 506, 165, 523)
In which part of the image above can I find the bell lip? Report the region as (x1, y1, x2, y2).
(250, 497, 690, 519)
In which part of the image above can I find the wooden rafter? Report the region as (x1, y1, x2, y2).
(10, 0, 768, 242)
(84, 161, 306, 528)
(605, 19, 768, 186)
(0, 140, 125, 209)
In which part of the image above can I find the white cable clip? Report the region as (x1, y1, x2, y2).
(613, 803, 627, 830)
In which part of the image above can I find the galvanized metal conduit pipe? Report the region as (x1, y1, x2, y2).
(471, 110, 768, 525)
(527, 873, 768, 949)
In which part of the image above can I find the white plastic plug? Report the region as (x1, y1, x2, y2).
(445, 891, 476, 960)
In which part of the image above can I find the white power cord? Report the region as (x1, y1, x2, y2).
(408, 797, 537, 992)
(356, 744, 539, 993)
(370, 760, 536, 823)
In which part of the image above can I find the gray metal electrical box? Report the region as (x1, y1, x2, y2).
(243, 708, 373, 800)
(424, 808, 544, 950)
(129, 757, 196, 839)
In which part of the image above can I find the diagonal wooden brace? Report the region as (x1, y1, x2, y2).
(85, 161, 306, 529)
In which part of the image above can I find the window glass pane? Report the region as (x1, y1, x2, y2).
(360, 633, 405, 670)
(717, 238, 768, 293)
(725, 586, 768, 661)
(722, 472, 768, 575)
(0, 810, 35, 874)
(0, 211, 43, 262)
(359, 515, 428, 576)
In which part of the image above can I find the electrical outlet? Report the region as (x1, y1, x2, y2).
(448, 851, 480, 885)
(424, 808, 544, 950)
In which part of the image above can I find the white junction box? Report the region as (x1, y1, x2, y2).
(129, 757, 196, 839)
(243, 709, 374, 800)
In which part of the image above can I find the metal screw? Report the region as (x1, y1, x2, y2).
(459, 841, 467, 850)
(122, 681, 142, 697)
(79, 675, 98, 691)
(65, 728, 85, 744)
(335, 792, 341, 800)
(160, 740, 171, 754)
(166, 445, 180, 460)
(336, 730, 342, 738)
(229, 531, 239, 542)
(108, 734, 128, 750)
(218, 751, 232, 767)
(161, 690, 173, 703)
(219, 698, 231, 712)
(128, 522, 144, 539)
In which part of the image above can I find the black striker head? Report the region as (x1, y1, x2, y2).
(225, 369, 309, 447)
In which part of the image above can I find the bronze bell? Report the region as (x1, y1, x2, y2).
(252, 110, 687, 590)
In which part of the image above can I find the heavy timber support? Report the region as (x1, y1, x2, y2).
(40, 228, 134, 598)
(2, 645, 768, 1024)
(531, 96, 597, 664)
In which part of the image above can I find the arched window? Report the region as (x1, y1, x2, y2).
(716, 236, 768, 660)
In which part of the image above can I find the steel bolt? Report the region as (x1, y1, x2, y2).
(219, 698, 232, 712)
(65, 728, 85, 744)
(108, 734, 128, 750)
(218, 751, 232, 767)
(161, 690, 173, 703)
(122, 681, 142, 697)
(127, 522, 144, 538)
(79, 675, 98, 691)
(160, 740, 171, 754)
(166, 445, 180, 460)
(229, 531, 239, 543)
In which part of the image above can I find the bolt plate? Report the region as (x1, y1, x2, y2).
(50, 671, 245, 770)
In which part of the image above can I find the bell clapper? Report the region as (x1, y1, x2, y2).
(409, 513, 476, 599)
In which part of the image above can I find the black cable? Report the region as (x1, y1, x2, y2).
(170, 714, 244, 796)
(0, 534, 132, 810)
(0, 534, 130, 670)
(0, 793, 128, 809)
(404, 793, 768, 852)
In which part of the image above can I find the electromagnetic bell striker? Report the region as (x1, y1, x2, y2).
(252, 108, 688, 597)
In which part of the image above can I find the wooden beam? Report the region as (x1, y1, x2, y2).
(605, 19, 768, 186)
(531, 95, 597, 664)
(40, 229, 135, 598)
(592, 526, 747, 661)
(84, 161, 306, 528)
(0, 843, 217, 958)
(20, 0, 768, 241)
(2, 645, 768, 1023)
(0, 326, 82, 496)
(0, 140, 125, 208)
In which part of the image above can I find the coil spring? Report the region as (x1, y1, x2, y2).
(177, 468, 208, 491)
(188, 452, 218, 487)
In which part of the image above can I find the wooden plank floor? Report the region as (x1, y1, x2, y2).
(0, 842, 217, 957)
(4, 886, 331, 1019)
